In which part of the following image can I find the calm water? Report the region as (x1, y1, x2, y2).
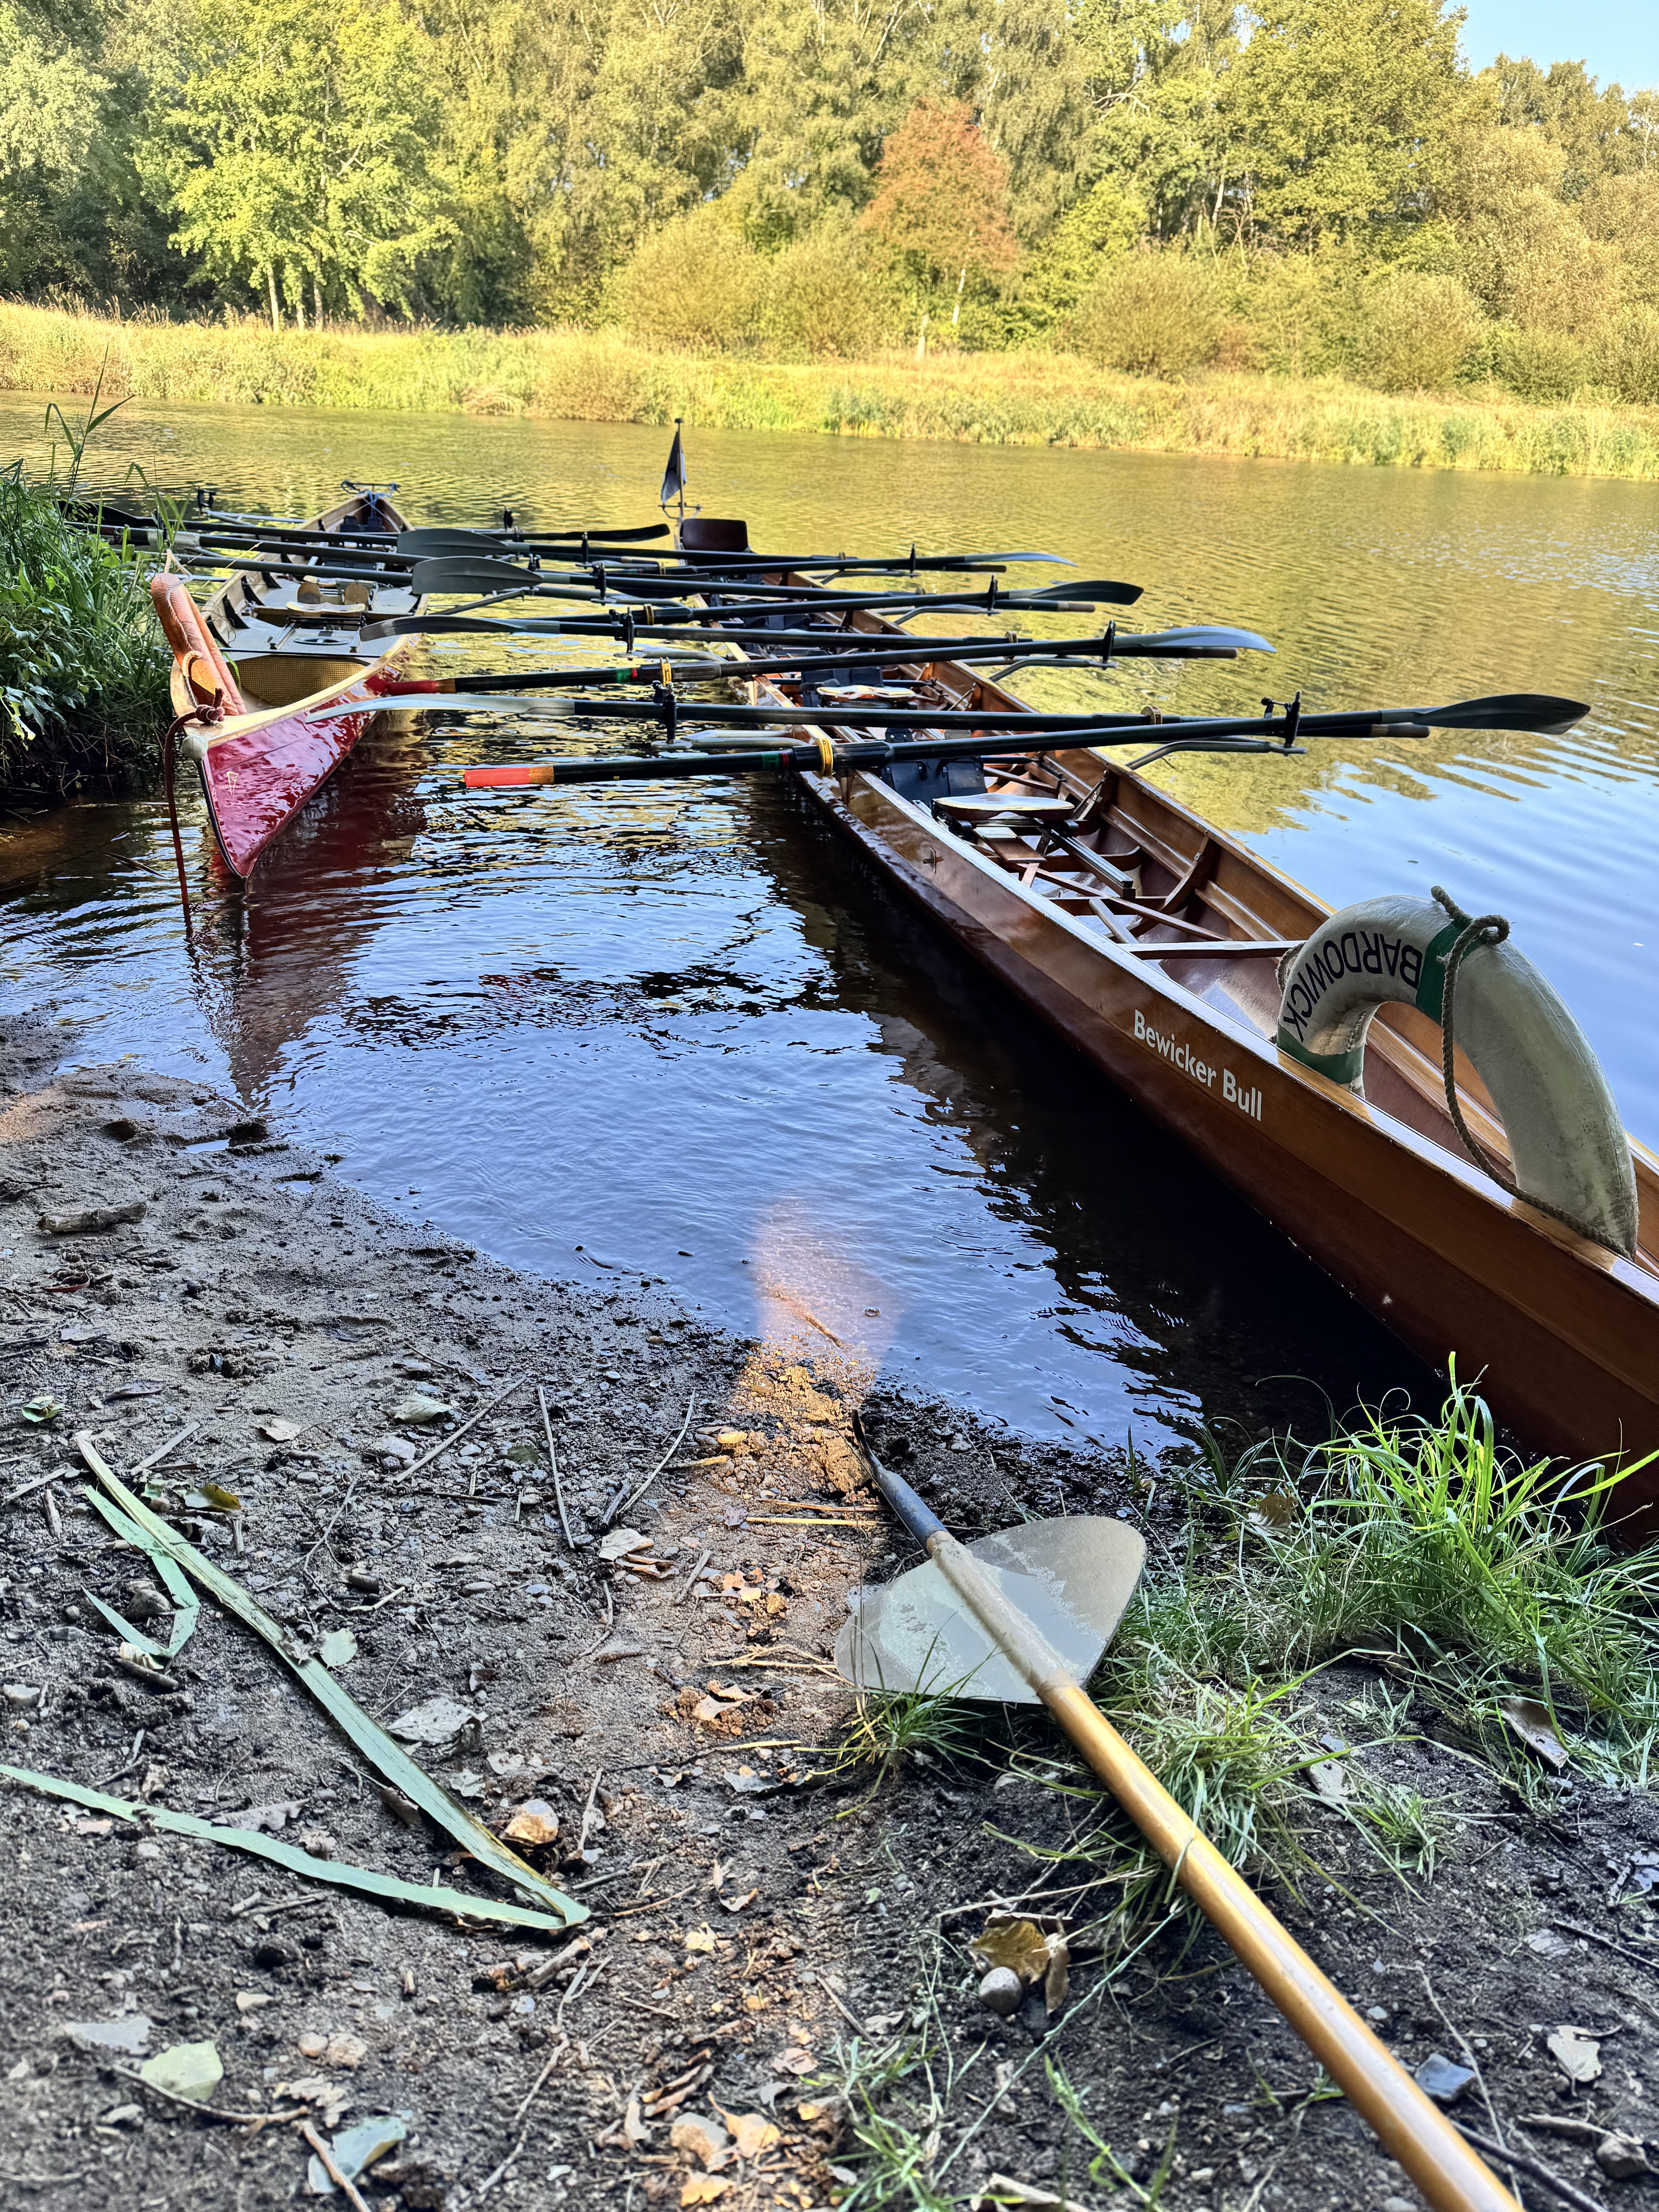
(4, 392, 1658, 1453)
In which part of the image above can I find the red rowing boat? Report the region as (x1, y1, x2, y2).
(150, 485, 426, 877)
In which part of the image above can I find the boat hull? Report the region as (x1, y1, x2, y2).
(173, 655, 412, 878)
(787, 754, 1659, 1527)
(158, 490, 423, 877)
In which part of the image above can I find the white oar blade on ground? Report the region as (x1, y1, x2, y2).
(834, 1516, 1145, 1706)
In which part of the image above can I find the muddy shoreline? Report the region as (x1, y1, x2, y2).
(3, 1011, 1658, 2212)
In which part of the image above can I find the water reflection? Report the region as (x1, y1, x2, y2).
(3, 392, 1656, 1451)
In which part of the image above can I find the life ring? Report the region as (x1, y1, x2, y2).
(1276, 892, 1637, 1256)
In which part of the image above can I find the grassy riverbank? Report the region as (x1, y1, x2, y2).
(6, 302, 1659, 479)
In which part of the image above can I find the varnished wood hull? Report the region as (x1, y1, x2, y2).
(799, 761, 1659, 1514)
(684, 562, 1659, 1522)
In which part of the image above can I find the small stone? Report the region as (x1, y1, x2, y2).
(1413, 2052, 1475, 2106)
(1596, 2132, 1651, 2180)
(503, 1800, 560, 1848)
(978, 1967, 1023, 2017)
(367, 1435, 417, 1467)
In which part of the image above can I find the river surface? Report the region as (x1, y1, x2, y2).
(4, 393, 1657, 1455)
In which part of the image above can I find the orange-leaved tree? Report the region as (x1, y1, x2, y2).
(860, 99, 1018, 338)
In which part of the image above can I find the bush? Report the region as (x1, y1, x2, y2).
(0, 468, 173, 794)
(1605, 307, 1659, 407)
(1068, 252, 1220, 378)
(609, 214, 762, 354)
(756, 230, 895, 358)
(1354, 270, 1484, 392)
(1228, 251, 1348, 378)
(1493, 324, 1595, 403)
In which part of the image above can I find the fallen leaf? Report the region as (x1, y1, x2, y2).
(391, 1393, 452, 1425)
(718, 2109, 780, 2160)
(319, 1628, 358, 1669)
(969, 1917, 1052, 1985)
(1526, 1930, 1573, 1958)
(387, 1696, 477, 1747)
(1247, 1489, 1297, 1530)
(685, 1927, 716, 1954)
(719, 1888, 759, 1913)
(680, 2181, 731, 2206)
(770, 2045, 815, 2076)
(260, 1418, 301, 1443)
(1547, 2027, 1602, 2083)
(598, 1526, 653, 1561)
(21, 1396, 61, 1425)
(1308, 1758, 1352, 1803)
(201, 1480, 241, 1510)
(139, 2039, 222, 2104)
(670, 2114, 731, 2170)
(622, 2094, 650, 2146)
(503, 1800, 560, 1848)
(1499, 1697, 1569, 1770)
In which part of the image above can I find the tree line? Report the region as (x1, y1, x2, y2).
(5, 0, 1658, 400)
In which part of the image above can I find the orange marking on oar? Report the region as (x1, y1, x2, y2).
(465, 764, 561, 786)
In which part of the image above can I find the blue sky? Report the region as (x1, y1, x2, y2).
(1458, 0, 1658, 88)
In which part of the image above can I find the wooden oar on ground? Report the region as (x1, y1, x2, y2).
(837, 1433, 1521, 2212)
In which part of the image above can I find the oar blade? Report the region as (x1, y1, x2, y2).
(411, 556, 543, 593)
(834, 1516, 1145, 1707)
(1423, 692, 1589, 736)
(1028, 579, 1143, 606)
(1123, 625, 1274, 656)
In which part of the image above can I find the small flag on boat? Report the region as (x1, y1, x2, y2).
(659, 422, 685, 510)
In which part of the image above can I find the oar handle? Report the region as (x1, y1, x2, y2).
(1041, 1684, 1516, 2212)
(922, 1533, 1518, 2212)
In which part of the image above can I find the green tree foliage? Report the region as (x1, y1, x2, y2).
(5, 0, 1659, 416)
(160, 0, 453, 324)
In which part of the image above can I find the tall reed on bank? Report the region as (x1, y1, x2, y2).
(3, 302, 1659, 481)
(0, 466, 173, 793)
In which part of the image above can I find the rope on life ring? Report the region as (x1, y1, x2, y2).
(1428, 886, 1618, 1249)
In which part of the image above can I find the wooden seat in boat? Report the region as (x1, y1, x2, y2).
(937, 794, 1075, 824)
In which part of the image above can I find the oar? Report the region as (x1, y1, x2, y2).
(384, 689, 1588, 743)
(410, 558, 1135, 617)
(397, 527, 1070, 569)
(411, 553, 1135, 604)
(446, 692, 1587, 781)
(833, 1438, 1518, 2212)
(377, 628, 1275, 701)
(179, 520, 670, 553)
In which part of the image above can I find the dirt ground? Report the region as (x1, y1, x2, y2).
(3, 1007, 1658, 2212)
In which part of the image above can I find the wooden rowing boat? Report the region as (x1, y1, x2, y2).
(150, 484, 426, 878)
(681, 517, 1659, 1513)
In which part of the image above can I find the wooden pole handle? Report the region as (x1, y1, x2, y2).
(925, 1533, 1519, 2212)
